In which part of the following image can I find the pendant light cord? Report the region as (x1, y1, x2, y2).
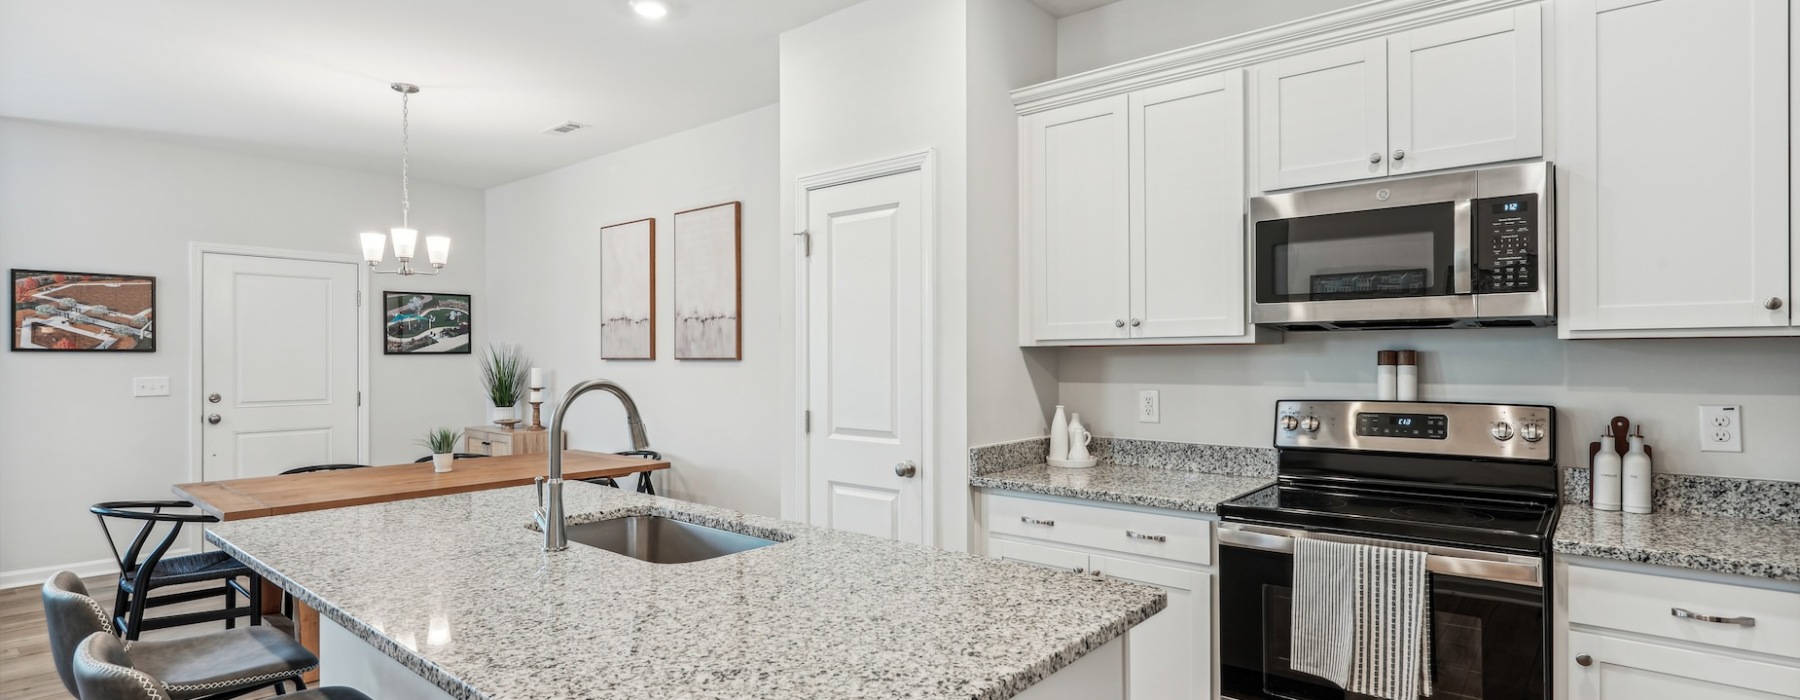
(400, 88, 411, 229)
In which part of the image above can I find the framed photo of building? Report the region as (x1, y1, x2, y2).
(673, 201, 741, 360)
(11, 269, 156, 352)
(599, 217, 656, 360)
(383, 291, 473, 354)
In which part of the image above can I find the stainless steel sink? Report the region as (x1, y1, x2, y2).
(564, 515, 777, 564)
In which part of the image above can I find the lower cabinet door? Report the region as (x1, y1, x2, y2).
(1091, 554, 1212, 700)
(1567, 631, 1800, 699)
(989, 538, 1089, 574)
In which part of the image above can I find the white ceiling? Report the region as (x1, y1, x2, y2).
(1026, 0, 1126, 18)
(0, 0, 864, 189)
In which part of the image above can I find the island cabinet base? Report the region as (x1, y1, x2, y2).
(318, 615, 1125, 699)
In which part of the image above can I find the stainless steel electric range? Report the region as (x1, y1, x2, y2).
(1217, 400, 1560, 700)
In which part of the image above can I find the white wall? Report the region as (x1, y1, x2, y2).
(1059, 328, 1800, 482)
(0, 118, 487, 584)
(1054, 0, 1367, 76)
(483, 105, 781, 517)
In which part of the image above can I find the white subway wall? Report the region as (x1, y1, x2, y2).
(483, 105, 781, 517)
(1057, 328, 1800, 481)
(1054, 0, 1367, 76)
(0, 118, 487, 583)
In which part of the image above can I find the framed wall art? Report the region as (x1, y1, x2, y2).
(383, 291, 473, 354)
(599, 217, 656, 360)
(11, 269, 156, 352)
(672, 201, 741, 360)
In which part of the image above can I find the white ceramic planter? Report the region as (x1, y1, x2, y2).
(490, 405, 516, 425)
(431, 453, 454, 473)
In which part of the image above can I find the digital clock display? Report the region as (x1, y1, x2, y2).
(1357, 412, 1447, 439)
(1492, 200, 1529, 214)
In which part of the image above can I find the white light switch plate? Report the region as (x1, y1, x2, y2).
(1698, 405, 1742, 452)
(133, 376, 170, 397)
(1138, 389, 1160, 423)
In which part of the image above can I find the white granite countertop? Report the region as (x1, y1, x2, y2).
(206, 482, 1164, 700)
(970, 463, 1274, 513)
(1554, 504, 1800, 582)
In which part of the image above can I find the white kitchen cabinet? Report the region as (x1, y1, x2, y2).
(1560, 0, 1793, 334)
(1023, 95, 1131, 342)
(1255, 5, 1542, 192)
(1566, 631, 1800, 699)
(1022, 73, 1253, 345)
(1090, 554, 1211, 700)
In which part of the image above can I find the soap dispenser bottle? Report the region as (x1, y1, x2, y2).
(1622, 427, 1653, 514)
(1591, 428, 1623, 512)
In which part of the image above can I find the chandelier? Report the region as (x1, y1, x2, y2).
(360, 83, 448, 276)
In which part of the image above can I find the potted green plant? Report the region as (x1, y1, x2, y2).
(478, 343, 531, 425)
(418, 427, 463, 473)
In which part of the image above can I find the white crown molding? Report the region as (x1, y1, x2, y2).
(1014, 0, 1541, 114)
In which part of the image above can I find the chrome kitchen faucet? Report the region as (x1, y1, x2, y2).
(537, 379, 650, 552)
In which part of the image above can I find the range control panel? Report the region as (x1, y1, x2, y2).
(1276, 400, 1554, 462)
(1474, 193, 1540, 294)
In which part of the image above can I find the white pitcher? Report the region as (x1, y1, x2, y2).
(1067, 413, 1093, 461)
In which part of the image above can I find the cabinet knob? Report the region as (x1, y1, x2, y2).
(1392, 149, 1406, 162)
(1114, 319, 1125, 328)
(1129, 318, 1141, 327)
(1766, 297, 1784, 310)
(1576, 654, 1593, 667)
(1369, 152, 1383, 164)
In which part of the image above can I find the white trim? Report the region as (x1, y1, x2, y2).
(1013, 0, 1542, 115)
(186, 242, 372, 488)
(789, 149, 939, 546)
(0, 550, 190, 591)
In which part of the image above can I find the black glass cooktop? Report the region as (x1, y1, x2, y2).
(1218, 483, 1557, 554)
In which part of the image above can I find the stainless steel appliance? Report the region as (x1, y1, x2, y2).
(1251, 163, 1553, 330)
(1218, 400, 1560, 700)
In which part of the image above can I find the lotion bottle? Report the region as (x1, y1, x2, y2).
(1397, 350, 1419, 401)
(1622, 428, 1653, 514)
(1049, 405, 1069, 462)
(1377, 351, 1398, 400)
(1592, 428, 1623, 512)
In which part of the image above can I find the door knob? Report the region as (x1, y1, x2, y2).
(1369, 153, 1383, 163)
(1392, 149, 1406, 161)
(894, 460, 918, 478)
(1575, 654, 1593, 667)
(206, 414, 222, 425)
(1766, 297, 1784, 310)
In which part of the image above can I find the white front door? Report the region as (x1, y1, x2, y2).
(201, 253, 361, 480)
(804, 169, 926, 544)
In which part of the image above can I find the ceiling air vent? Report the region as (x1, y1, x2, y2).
(541, 121, 591, 135)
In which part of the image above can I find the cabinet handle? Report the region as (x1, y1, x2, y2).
(1020, 516, 1054, 526)
(1671, 607, 1756, 627)
(1114, 319, 1125, 328)
(1575, 654, 1592, 667)
(1125, 530, 1167, 542)
(1369, 152, 1383, 164)
(1766, 297, 1784, 310)
(1392, 149, 1406, 162)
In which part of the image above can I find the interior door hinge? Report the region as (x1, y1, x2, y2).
(803, 410, 811, 433)
(357, 391, 362, 407)
(794, 230, 811, 256)
(356, 291, 362, 306)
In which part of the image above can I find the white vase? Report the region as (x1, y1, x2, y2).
(431, 453, 453, 473)
(1049, 405, 1069, 462)
(490, 405, 516, 425)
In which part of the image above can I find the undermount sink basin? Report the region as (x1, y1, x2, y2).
(565, 515, 777, 564)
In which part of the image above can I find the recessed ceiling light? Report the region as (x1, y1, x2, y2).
(630, 0, 669, 19)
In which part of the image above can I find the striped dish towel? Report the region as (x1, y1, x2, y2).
(1350, 545, 1433, 700)
(1290, 538, 1358, 686)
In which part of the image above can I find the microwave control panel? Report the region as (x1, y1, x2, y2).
(1474, 193, 1539, 293)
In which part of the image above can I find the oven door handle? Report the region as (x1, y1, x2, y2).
(1453, 197, 1475, 295)
(1219, 523, 1541, 588)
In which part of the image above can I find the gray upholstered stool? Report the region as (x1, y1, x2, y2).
(73, 633, 372, 700)
(43, 572, 317, 699)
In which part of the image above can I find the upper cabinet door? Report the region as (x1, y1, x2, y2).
(1256, 38, 1388, 191)
(1025, 95, 1132, 341)
(1561, 0, 1790, 331)
(1129, 72, 1247, 339)
(1388, 5, 1543, 176)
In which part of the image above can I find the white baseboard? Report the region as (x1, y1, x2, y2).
(0, 549, 191, 590)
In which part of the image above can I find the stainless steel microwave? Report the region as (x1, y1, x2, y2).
(1250, 163, 1553, 330)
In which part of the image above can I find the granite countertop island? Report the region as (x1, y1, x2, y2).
(206, 482, 1164, 700)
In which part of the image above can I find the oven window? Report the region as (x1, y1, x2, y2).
(1255, 202, 1458, 303)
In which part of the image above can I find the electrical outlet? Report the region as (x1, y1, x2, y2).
(133, 376, 170, 397)
(1138, 389, 1160, 424)
(1698, 405, 1742, 453)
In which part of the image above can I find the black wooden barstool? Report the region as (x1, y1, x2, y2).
(90, 501, 260, 640)
(581, 450, 661, 494)
(74, 632, 373, 700)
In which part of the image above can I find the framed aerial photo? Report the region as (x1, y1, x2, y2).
(383, 291, 473, 354)
(673, 201, 741, 360)
(599, 217, 655, 360)
(11, 269, 156, 352)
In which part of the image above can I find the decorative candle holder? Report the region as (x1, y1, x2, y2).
(528, 400, 545, 431)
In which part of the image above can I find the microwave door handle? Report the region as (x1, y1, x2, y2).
(1453, 198, 1474, 294)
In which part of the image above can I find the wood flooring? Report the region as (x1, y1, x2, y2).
(0, 576, 284, 700)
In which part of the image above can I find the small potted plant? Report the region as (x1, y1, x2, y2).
(418, 427, 463, 473)
(478, 343, 531, 426)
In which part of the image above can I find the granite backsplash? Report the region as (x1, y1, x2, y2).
(969, 437, 1276, 478)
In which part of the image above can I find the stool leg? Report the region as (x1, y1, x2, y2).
(224, 582, 236, 629)
(249, 575, 263, 626)
(637, 471, 655, 495)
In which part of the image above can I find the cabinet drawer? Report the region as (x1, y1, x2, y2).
(1568, 565, 1800, 660)
(986, 493, 1212, 566)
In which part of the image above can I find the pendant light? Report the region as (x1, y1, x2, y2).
(360, 83, 449, 276)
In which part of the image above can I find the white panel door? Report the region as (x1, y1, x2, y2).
(1129, 71, 1247, 339)
(1025, 95, 1131, 341)
(1388, 4, 1543, 176)
(805, 170, 926, 544)
(201, 254, 360, 480)
(1567, 631, 1800, 699)
(1562, 0, 1790, 330)
(1091, 554, 1212, 700)
(1256, 39, 1388, 191)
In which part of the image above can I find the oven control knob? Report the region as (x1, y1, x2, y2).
(1280, 415, 1300, 432)
(1491, 421, 1515, 441)
(1300, 416, 1321, 434)
(1520, 422, 1545, 443)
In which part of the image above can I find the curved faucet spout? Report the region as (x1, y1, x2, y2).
(539, 379, 650, 552)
